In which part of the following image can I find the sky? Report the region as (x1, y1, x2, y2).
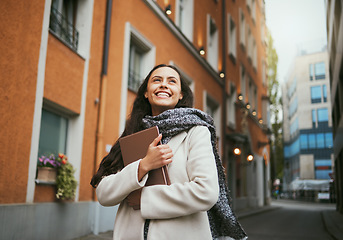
(264, 0, 327, 84)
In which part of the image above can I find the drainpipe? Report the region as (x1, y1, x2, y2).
(221, 0, 227, 167)
(94, 0, 112, 198)
(93, 0, 113, 235)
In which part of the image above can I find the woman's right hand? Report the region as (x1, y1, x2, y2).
(138, 134, 173, 181)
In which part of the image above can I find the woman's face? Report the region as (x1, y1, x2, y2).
(145, 67, 183, 116)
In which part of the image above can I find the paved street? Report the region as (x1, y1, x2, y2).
(239, 199, 336, 240)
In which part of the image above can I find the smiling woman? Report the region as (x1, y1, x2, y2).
(91, 64, 247, 240)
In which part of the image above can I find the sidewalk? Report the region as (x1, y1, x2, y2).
(74, 204, 343, 240)
(322, 210, 343, 240)
(73, 205, 278, 240)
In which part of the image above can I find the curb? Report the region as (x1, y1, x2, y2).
(321, 210, 343, 240)
(237, 206, 280, 219)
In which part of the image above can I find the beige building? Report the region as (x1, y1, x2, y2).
(282, 49, 334, 192)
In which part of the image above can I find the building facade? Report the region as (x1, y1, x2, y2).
(326, 0, 343, 213)
(0, 0, 270, 238)
(282, 50, 334, 196)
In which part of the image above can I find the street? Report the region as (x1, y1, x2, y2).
(239, 200, 336, 240)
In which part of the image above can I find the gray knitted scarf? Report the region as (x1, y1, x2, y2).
(142, 108, 247, 240)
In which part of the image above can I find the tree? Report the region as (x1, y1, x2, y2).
(267, 30, 284, 187)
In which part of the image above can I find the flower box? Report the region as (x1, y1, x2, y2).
(37, 167, 57, 183)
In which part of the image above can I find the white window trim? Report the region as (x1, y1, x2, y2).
(120, 22, 156, 134)
(175, 0, 194, 42)
(207, 14, 219, 70)
(227, 82, 236, 128)
(227, 13, 237, 58)
(203, 91, 222, 155)
(239, 8, 246, 47)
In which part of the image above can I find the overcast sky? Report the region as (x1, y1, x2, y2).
(265, 0, 327, 84)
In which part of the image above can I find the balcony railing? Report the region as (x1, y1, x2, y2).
(49, 7, 79, 51)
(128, 69, 142, 92)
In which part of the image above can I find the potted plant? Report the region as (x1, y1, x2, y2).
(36, 154, 61, 182)
(37, 153, 77, 201)
(55, 153, 78, 201)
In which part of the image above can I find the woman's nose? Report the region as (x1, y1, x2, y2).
(159, 79, 168, 88)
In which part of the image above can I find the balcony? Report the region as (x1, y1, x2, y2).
(49, 7, 79, 51)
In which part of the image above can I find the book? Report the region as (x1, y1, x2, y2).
(119, 126, 170, 186)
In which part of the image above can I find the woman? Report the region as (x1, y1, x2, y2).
(91, 64, 247, 240)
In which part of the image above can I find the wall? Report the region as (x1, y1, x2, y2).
(0, 0, 45, 204)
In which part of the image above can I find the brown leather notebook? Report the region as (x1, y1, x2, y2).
(119, 126, 170, 186)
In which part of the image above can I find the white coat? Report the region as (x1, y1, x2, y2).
(96, 126, 219, 240)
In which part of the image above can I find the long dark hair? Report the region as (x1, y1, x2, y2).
(90, 64, 193, 187)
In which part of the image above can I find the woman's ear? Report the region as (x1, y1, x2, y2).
(179, 93, 183, 100)
(144, 92, 148, 98)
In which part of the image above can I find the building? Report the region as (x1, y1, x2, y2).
(326, 0, 343, 213)
(0, 0, 270, 238)
(282, 49, 334, 199)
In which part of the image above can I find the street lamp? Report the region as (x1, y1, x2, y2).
(234, 147, 241, 155)
(247, 154, 254, 162)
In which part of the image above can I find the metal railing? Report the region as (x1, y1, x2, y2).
(128, 69, 142, 92)
(49, 7, 79, 51)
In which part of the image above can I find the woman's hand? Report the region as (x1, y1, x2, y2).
(138, 134, 173, 181)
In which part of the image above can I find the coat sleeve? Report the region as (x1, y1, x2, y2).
(140, 126, 219, 219)
(96, 160, 148, 206)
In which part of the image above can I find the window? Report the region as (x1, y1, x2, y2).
(239, 9, 246, 48)
(288, 97, 298, 119)
(240, 65, 246, 100)
(207, 15, 218, 69)
(323, 85, 327, 102)
(315, 159, 332, 179)
(205, 93, 221, 141)
(227, 83, 236, 128)
(284, 139, 300, 159)
(50, 0, 79, 50)
(312, 109, 316, 128)
(247, 27, 252, 61)
(308, 134, 316, 149)
(127, 31, 154, 92)
(316, 133, 325, 148)
(288, 77, 296, 99)
(309, 64, 314, 80)
(325, 133, 333, 148)
(315, 170, 332, 179)
(251, 0, 256, 22)
(290, 117, 299, 137)
(176, 0, 194, 41)
(206, 96, 219, 118)
(38, 109, 68, 157)
(317, 108, 329, 123)
(311, 86, 322, 103)
(300, 134, 308, 149)
(228, 14, 237, 60)
(314, 62, 325, 80)
(252, 39, 257, 69)
(248, 78, 257, 111)
(128, 44, 144, 92)
(315, 159, 332, 166)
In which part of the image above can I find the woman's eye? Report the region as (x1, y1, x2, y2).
(153, 78, 161, 82)
(169, 79, 176, 83)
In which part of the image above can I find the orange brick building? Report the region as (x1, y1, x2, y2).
(0, 0, 270, 238)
